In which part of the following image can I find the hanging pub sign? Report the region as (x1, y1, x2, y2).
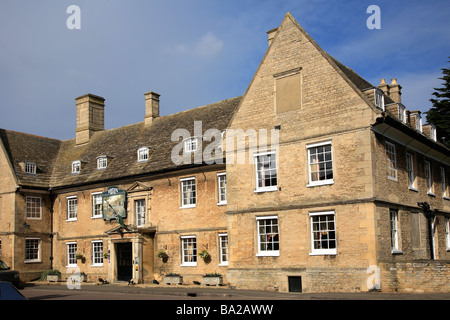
(102, 186, 127, 221)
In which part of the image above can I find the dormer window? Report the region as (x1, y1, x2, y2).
(137, 147, 149, 162)
(415, 114, 423, 132)
(374, 89, 385, 111)
(398, 104, 406, 123)
(97, 156, 107, 169)
(25, 162, 36, 175)
(72, 161, 81, 174)
(430, 124, 437, 142)
(185, 138, 198, 153)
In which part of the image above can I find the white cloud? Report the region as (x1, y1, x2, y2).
(165, 32, 224, 59)
(194, 32, 224, 58)
(396, 71, 443, 116)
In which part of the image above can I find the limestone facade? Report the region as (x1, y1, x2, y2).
(0, 13, 448, 292)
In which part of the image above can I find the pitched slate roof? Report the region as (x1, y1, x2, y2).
(328, 55, 396, 105)
(0, 96, 241, 190)
(0, 129, 61, 188)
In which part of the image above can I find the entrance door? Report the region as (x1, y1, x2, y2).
(116, 242, 132, 281)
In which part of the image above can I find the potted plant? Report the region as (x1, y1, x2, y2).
(201, 273, 223, 286)
(72, 271, 87, 282)
(163, 273, 183, 285)
(76, 253, 84, 260)
(199, 250, 211, 263)
(46, 270, 61, 282)
(156, 250, 169, 259)
(199, 250, 209, 259)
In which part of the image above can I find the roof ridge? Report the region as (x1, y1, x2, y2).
(160, 95, 242, 118)
(1, 128, 62, 142)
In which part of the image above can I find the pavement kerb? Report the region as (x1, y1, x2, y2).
(23, 281, 450, 300)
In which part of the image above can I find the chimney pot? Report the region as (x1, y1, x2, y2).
(378, 79, 390, 97)
(389, 78, 402, 103)
(266, 27, 278, 46)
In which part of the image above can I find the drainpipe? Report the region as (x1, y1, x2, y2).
(418, 202, 435, 260)
(49, 188, 55, 270)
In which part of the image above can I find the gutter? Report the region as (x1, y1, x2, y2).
(373, 114, 450, 157)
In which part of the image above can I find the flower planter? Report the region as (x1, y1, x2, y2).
(46, 274, 61, 282)
(71, 273, 87, 282)
(202, 276, 223, 286)
(163, 275, 183, 285)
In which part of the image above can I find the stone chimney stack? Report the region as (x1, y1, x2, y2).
(144, 91, 160, 126)
(378, 79, 390, 96)
(267, 27, 278, 46)
(75, 94, 105, 145)
(389, 78, 402, 103)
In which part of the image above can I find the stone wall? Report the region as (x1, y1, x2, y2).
(380, 261, 450, 293)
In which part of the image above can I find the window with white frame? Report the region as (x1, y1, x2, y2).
(218, 233, 228, 266)
(25, 238, 40, 262)
(26, 196, 41, 219)
(25, 162, 36, 175)
(185, 138, 198, 153)
(385, 141, 397, 180)
(180, 177, 196, 208)
(398, 104, 406, 123)
(67, 242, 77, 267)
(92, 241, 103, 266)
(415, 114, 423, 132)
(72, 161, 81, 174)
(217, 173, 227, 205)
(181, 236, 197, 266)
(254, 152, 277, 192)
(430, 125, 437, 142)
(445, 217, 450, 251)
(67, 196, 78, 221)
(256, 216, 279, 256)
(135, 199, 146, 227)
(406, 153, 416, 190)
(390, 209, 401, 253)
(441, 167, 448, 198)
(137, 147, 149, 162)
(425, 160, 433, 195)
(307, 141, 333, 186)
(92, 193, 102, 218)
(97, 156, 107, 169)
(310, 211, 336, 255)
(374, 89, 385, 110)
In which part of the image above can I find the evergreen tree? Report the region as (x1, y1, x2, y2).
(426, 58, 450, 147)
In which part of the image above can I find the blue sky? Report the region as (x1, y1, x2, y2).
(0, 0, 449, 140)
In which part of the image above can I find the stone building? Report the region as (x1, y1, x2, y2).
(0, 13, 449, 293)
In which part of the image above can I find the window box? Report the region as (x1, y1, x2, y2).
(73, 272, 87, 282)
(163, 274, 183, 285)
(202, 274, 223, 286)
(46, 270, 61, 282)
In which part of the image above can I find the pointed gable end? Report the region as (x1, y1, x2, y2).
(229, 12, 380, 140)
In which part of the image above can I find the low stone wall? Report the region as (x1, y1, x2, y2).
(227, 267, 368, 293)
(379, 260, 450, 293)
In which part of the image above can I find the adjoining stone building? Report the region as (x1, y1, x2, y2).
(0, 13, 449, 293)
